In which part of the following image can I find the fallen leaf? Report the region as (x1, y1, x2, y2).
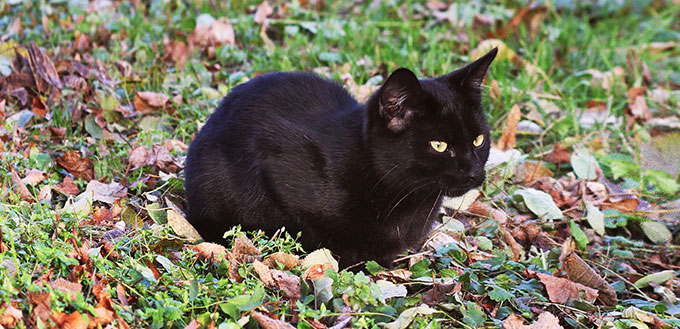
(263, 252, 299, 270)
(544, 143, 571, 164)
(254, 1, 274, 24)
(381, 304, 437, 329)
(116, 283, 129, 306)
(514, 188, 563, 220)
(53, 176, 81, 196)
(84, 180, 127, 204)
(532, 312, 564, 329)
(303, 262, 335, 281)
(622, 306, 671, 329)
(28, 291, 51, 323)
(497, 104, 521, 151)
(421, 282, 458, 306)
(302, 248, 339, 272)
(57, 150, 95, 181)
(640, 220, 672, 244)
(38, 184, 52, 201)
(376, 280, 408, 301)
(167, 209, 203, 242)
(252, 311, 296, 329)
(145, 258, 162, 280)
(526, 269, 598, 304)
(502, 313, 528, 329)
(585, 203, 606, 236)
(10, 169, 32, 200)
(559, 246, 617, 305)
(271, 269, 302, 300)
(253, 260, 273, 285)
(515, 161, 554, 184)
(634, 270, 675, 288)
(26, 42, 63, 93)
(32, 96, 48, 118)
(374, 268, 413, 283)
(134, 91, 170, 114)
(0, 303, 23, 328)
(184, 319, 201, 329)
(51, 311, 87, 329)
(49, 278, 83, 300)
(188, 242, 228, 263)
(570, 148, 598, 180)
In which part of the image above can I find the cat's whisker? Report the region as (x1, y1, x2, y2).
(369, 164, 401, 193)
(384, 180, 438, 221)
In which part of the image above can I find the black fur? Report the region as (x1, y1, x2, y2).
(185, 48, 498, 268)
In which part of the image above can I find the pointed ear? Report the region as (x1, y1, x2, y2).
(379, 68, 422, 132)
(445, 47, 498, 90)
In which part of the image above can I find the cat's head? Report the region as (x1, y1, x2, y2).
(365, 48, 497, 197)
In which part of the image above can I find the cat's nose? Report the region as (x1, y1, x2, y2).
(465, 171, 485, 184)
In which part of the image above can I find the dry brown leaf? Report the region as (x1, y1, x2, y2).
(188, 242, 228, 263)
(85, 180, 127, 204)
(500, 226, 523, 261)
(374, 269, 412, 283)
(253, 260, 274, 286)
(544, 143, 571, 164)
(601, 198, 639, 213)
(116, 283, 129, 307)
(134, 91, 170, 114)
(168, 40, 188, 71)
(532, 312, 564, 329)
(57, 150, 95, 181)
(184, 319, 201, 329)
(502, 313, 528, 329)
(53, 176, 81, 196)
(38, 184, 52, 201)
(489, 6, 548, 40)
(128, 146, 148, 170)
(167, 209, 203, 241)
(26, 42, 63, 93)
(210, 18, 236, 46)
(302, 263, 334, 281)
(32, 96, 48, 118)
(271, 269, 302, 300)
(560, 246, 617, 305)
(515, 161, 554, 185)
(28, 291, 51, 323)
(49, 278, 83, 300)
(252, 311, 296, 329)
(144, 258, 161, 280)
(51, 311, 87, 329)
(254, 1, 274, 24)
(10, 169, 32, 200)
(422, 282, 459, 306)
(0, 303, 23, 327)
(497, 104, 521, 151)
(88, 282, 117, 329)
(526, 269, 598, 304)
(263, 252, 299, 270)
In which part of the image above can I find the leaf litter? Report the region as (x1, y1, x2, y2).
(0, 1, 679, 329)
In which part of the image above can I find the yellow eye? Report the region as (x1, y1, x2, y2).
(473, 135, 484, 147)
(430, 141, 448, 152)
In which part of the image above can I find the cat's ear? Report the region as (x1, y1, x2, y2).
(444, 47, 498, 90)
(379, 68, 422, 132)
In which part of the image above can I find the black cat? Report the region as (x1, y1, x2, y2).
(185, 48, 498, 268)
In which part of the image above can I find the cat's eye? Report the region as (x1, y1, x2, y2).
(430, 141, 448, 153)
(473, 135, 484, 147)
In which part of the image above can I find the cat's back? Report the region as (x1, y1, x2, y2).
(209, 72, 358, 124)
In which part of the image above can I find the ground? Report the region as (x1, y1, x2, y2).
(0, 1, 679, 329)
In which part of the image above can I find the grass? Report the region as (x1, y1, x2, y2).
(1, 0, 680, 328)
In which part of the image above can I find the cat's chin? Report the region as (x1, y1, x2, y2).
(441, 180, 485, 197)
